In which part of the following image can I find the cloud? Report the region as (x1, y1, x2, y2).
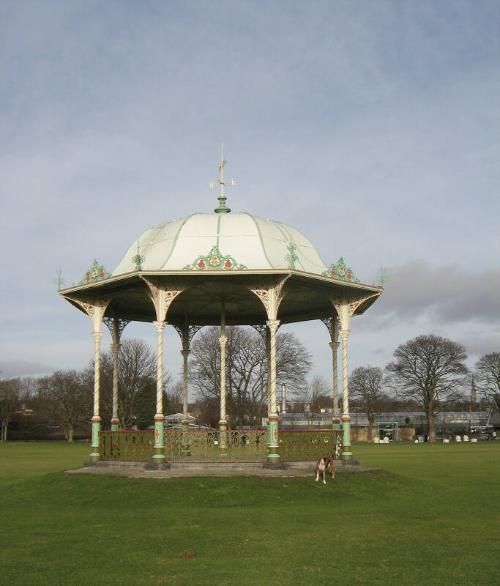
(366, 261, 500, 326)
(0, 360, 55, 378)
(1, 1, 499, 382)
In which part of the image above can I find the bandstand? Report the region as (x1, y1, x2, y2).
(60, 152, 382, 467)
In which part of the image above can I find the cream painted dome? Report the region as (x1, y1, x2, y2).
(113, 212, 329, 275)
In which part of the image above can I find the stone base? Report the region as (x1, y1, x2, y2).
(70, 460, 374, 478)
(144, 462, 172, 470)
(338, 459, 360, 466)
(262, 462, 288, 470)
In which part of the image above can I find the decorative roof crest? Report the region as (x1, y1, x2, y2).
(322, 257, 360, 283)
(183, 244, 246, 271)
(285, 242, 299, 269)
(79, 259, 111, 285)
(131, 236, 145, 271)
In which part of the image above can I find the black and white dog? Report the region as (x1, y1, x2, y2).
(315, 457, 335, 484)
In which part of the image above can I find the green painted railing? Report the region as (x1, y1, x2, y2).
(279, 429, 342, 461)
(100, 430, 154, 461)
(165, 429, 267, 461)
(99, 428, 342, 462)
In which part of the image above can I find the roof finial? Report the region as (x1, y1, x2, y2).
(210, 143, 233, 214)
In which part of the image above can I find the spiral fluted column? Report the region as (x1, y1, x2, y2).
(266, 319, 281, 464)
(111, 342, 120, 431)
(90, 331, 102, 461)
(218, 330, 228, 454)
(153, 320, 166, 464)
(340, 328, 352, 460)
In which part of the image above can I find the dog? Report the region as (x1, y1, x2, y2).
(315, 456, 335, 484)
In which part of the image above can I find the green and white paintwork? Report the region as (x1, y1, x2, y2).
(89, 419, 100, 462)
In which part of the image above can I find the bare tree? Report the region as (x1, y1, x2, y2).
(166, 380, 183, 415)
(37, 370, 92, 442)
(97, 338, 166, 429)
(0, 378, 22, 442)
(190, 326, 311, 426)
(475, 352, 500, 397)
(306, 376, 331, 413)
(386, 335, 468, 441)
(350, 366, 384, 441)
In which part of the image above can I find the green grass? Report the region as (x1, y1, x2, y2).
(0, 442, 499, 585)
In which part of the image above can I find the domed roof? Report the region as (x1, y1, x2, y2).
(113, 212, 329, 276)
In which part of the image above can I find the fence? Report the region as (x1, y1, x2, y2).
(99, 428, 342, 462)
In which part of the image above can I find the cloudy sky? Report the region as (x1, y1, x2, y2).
(1, 0, 499, 384)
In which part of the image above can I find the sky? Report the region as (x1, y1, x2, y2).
(1, 0, 499, 388)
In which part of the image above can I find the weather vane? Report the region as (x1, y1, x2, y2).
(54, 268, 64, 290)
(210, 143, 235, 214)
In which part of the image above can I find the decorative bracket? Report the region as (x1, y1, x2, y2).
(172, 323, 203, 351)
(250, 324, 267, 341)
(141, 277, 184, 322)
(321, 315, 340, 343)
(65, 295, 111, 333)
(104, 316, 130, 344)
(330, 293, 380, 331)
(248, 276, 289, 321)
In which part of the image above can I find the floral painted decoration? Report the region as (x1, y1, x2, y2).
(322, 257, 360, 283)
(183, 245, 246, 271)
(132, 251, 145, 271)
(79, 259, 111, 285)
(285, 242, 299, 269)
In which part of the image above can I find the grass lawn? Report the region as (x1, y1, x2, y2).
(0, 441, 499, 585)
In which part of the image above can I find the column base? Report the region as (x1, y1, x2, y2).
(218, 419, 228, 455)
(90, 417, 101, 461)
(152, 447, 166, 465)
(153, 414, 165, 463)
(266, 450, 281, 465)
(341, 415, 352, 461)
(110, 418, 119, 432)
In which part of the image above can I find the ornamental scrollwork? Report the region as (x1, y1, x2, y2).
(183, 245, 246, 271)
(285, 242, 298, 269)
(322, 257, 359, 283)
(79, 259, 111, 285)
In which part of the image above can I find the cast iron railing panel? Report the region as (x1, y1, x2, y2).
(279, 429, 342, 461)
(99, 428, 342, 462)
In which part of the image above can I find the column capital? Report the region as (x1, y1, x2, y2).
(181, 348, 190, 358)
(92, 331, 102, 341)
(329, 340, 340, 350)
(112, 341, 121, 351)
(153, 320, 166, 332)
(266, 319, 280, 332)
(219, 334, 228, 346)
(340, 329, 350, 340)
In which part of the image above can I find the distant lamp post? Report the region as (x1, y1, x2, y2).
(281, 382, 287, 414)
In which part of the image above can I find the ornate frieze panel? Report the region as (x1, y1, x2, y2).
(322, 257, 359, 283)
(183, 245, 246, 271)
(79, 259, 111, 285)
